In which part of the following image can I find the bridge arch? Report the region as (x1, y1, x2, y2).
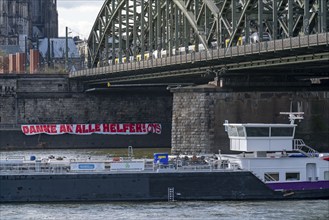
(87, 0, 328, 67)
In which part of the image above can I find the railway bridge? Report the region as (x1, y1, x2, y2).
(70, 0, 329, 89)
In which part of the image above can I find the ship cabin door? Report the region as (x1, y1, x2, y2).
(306, 163, 316, 181)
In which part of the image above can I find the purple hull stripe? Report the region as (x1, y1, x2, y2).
(266, 180, 329, 191)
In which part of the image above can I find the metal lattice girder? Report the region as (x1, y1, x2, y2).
(87, 0, 329, 67)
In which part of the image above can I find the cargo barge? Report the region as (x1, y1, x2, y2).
(1, 112, 328, 202)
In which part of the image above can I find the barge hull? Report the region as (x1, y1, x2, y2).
(1, 171, 328, 202)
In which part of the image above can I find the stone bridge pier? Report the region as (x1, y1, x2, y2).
(171, 85, 329, 154)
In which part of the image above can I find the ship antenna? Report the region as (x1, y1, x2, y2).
(279, 112, 304, 124)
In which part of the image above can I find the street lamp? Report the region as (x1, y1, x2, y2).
(65, 26, 72, 70)
(65, 26, 68, 69)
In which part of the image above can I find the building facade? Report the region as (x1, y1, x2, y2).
(0, 0, 58, 46)
(30, 0, 58, 39)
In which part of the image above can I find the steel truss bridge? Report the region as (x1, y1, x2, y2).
(70, 0, 329, 88)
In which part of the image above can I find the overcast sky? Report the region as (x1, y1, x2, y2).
(57, 0, 104, 39)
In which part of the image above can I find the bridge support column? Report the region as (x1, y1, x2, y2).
(171, 86, 329, 154)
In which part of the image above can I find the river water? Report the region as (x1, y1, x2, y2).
(1, 200, 328, 220)
(0, 149, 328, 220)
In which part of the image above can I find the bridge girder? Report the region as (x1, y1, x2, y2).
(88, 0, 329, 67)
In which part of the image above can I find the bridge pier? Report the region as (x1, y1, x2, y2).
(171, 85, 329, 154)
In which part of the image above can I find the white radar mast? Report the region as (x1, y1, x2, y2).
(280, 102, 304, 124)
(279, 112, 304, 125)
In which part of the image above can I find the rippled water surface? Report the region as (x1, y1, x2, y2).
(1, 200, 328, 220)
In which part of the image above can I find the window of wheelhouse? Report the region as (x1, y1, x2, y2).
(227, 126, 246, 137)
(227, 126, 238, 137)
(271, 127, 294, 136)
(245, 127, 269, 137)
(264, 172, 279, 182)
(237, 126, 245, 137)
(286, 172, 300, 181)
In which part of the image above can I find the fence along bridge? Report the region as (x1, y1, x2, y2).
(70, 0, 329, 86)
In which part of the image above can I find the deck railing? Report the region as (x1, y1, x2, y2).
(0, 158, 233, 175)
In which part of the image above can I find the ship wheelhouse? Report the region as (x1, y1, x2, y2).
(224, 122, 296, 152)
(223, 113, 329, 187)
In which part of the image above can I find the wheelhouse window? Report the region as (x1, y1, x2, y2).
(286, 172, 300, 181)
(245, 127, 269, 137)
(264, 172, 279, 182)
(271, 127, 294, 137)
(227, 126, 238, 137)
(237, 126, 245, 137)
(228, 126, 246, 137)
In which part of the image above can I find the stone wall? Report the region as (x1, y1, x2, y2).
(0, 77, 17, 125)
(171, 85, 329, 154)
(0, 74, 173, 149)
(2, 74, 328, 152)
(16, 92, 172, 125)
(172, 92, 213, 154)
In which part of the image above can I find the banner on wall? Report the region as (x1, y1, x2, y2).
(21, 123, 162, 136)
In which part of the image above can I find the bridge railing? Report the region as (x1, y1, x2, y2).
(70, 32, 329, 78)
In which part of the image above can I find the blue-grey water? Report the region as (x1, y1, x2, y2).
(1, 200, 328, 220)
(1, 149, 328, 219)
